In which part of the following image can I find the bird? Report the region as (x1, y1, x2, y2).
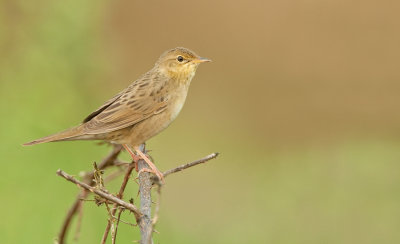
(24, 47, 211, 182)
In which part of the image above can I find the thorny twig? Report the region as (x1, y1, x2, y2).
(56, 149, 219, 243)
(56, 170, 142, 218)
(57, 145, 122, 244)
(163, 152, 219, 177)
(113, 209, 123, 244)
(101, 160, 137, 243)
(111, 213, 137, 227)
(137, 151, 219, 244)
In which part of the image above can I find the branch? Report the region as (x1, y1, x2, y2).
(56, 147, 219, 244)
(112, 209, 123, 244)
(137, 144, 153, 244)
(101, 161, 137, 243)
(57, 145, 122, 244)
(139, 151, 220, 244)
(163, 152, 219, 177)
(56, 170, 142, 219)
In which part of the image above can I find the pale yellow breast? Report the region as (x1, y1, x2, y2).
(169, 89, 188, 122)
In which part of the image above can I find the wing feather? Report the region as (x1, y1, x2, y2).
(82, 71, 169, 134)
(82, 90, 125, 123)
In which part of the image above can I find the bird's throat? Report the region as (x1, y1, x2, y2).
(168, 69, 196, 86)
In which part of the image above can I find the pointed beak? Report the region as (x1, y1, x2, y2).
(192, 57, 212, 63)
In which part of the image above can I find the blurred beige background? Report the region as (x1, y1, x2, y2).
(1, 0, 400, 243)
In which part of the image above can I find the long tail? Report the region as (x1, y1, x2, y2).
(23, 125, 86, 146)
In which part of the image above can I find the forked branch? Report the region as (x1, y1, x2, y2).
(56, 170, 142, 219)
(56, 148, 219, 244)
(57, 145, 123, 244)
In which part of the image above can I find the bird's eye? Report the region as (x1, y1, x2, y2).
(177, 56, 184, 62)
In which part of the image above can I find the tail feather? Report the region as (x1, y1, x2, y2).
(23, 125, 85, 146)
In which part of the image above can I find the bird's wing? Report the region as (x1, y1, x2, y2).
(82, 90, 125, 123)
(82, 72, 169, 134)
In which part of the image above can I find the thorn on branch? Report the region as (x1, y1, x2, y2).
(56, 147, 220, 244)
(57, 145, 123, 244)
(56, 169, 142, 219)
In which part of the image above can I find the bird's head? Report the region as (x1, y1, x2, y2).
(156, 47, 211, 82)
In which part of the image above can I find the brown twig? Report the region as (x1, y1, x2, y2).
(112, 209, 123, 244)
(101, 160, 137, 243)
(163, 152, 219, 177)
(104, 203, 115, 243)
(56, 169, 142, 218)
(57, 147, 219, 244)
(57, 145, 122, 244)
(149, 152, 219, 236)
(111, 214, 137, 227)
(138, 150, 220, 244)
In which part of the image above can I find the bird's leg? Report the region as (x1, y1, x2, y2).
(134, 146, 165, 183)
(122, 144, 139, 172)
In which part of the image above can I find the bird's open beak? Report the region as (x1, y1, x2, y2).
(192, 57, 212, 63)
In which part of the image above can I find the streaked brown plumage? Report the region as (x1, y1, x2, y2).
(24, 47, 211, 181)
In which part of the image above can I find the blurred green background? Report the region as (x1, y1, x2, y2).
(1, 0, 400, 243)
